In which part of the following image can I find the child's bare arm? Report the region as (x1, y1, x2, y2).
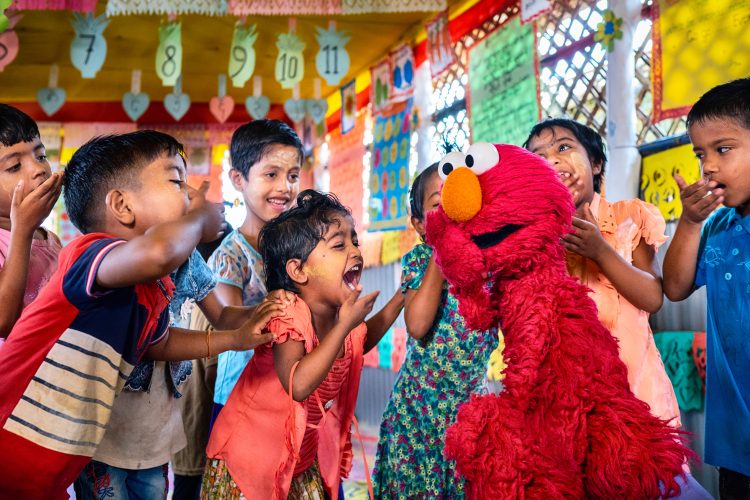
(364, 289, 405, 353)
(96, 183, 223, 289)
(198, 289, 296, 330)
(563, 203, 663, 313)
(0, 174, 62, 337)
(404, 255, 444, 339)
(663, 176, 723, 301)
(147, 298, 284, 361)
(274, 289, 378, 402)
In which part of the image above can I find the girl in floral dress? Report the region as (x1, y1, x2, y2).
(373, 163, 499, 499)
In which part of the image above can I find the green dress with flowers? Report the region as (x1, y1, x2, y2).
(373, 243, 498, 499)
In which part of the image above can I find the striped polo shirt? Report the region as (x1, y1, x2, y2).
(0, 233, 173, 496)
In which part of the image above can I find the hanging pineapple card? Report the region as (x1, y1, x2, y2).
(275, 18, 305, 90)
(315, 21, 350, 86)
(228, 21, 257, 88)
(70, 13, 109, 79)
(156, 20, 182, 87)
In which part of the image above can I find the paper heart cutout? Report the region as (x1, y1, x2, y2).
(284, 98, 306, 123)
(245, 95, 270, 120)
(37, 87, 66, 116)
(209, 95, 235, 124)
(305, 99, 328, 124)
(122, 92, 150, 121)
(164, 91, 191, 121)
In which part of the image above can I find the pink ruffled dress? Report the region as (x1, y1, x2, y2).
(565, 193, 680, 426)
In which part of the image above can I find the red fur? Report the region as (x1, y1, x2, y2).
(427, 145, 692, 499)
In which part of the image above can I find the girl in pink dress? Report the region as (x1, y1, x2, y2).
(524, 118, 680, 426)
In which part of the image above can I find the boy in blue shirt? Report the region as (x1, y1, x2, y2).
(664, 77, 750, 499)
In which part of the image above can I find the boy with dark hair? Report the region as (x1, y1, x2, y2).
(0, 103, 63, 341)
(207, 119, 304, 420)
(0, 130, 285, 497)
(664, 77, 750, 498)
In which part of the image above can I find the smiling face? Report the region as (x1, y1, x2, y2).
(300, 214, 364, 308)
(426, 143, 574, 329)
(689, 117, 750, 216)
(526, 125, 602, 209)
(231, 144, 301, 226)
(0, 137, 51, 220)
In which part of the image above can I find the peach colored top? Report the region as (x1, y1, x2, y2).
(566, 193, 680, 426)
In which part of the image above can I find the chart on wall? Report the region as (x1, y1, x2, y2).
(640, 142, 701, 222)
(468, 16, 540, 146)
(652, 0, 750, 121)
(368, 99, 413, 231)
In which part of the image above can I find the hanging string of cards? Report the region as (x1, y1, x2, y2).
(25, 12, 352, 124)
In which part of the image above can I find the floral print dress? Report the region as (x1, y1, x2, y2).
(373, 243, 499, 499)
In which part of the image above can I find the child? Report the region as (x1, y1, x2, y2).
(0, 104, 63, 342)
(204, 190, 404, 499)
(373, 163, 499, 499)
(0, 131, 285, 498)
(524, 118, 681, 426)
(663, 77, 750, 498)
(208, 119, 304, 423)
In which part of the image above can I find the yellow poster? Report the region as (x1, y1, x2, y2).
(652, 0, 750, 120)
(380, 230, 402, 265)
(640, 143, 701, 222)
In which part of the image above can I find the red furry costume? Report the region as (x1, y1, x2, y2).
(425, 143, 691, 498)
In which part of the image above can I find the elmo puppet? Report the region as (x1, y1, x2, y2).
(426, 143, 691, 498)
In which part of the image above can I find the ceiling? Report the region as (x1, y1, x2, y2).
(0, 6, 454, 105)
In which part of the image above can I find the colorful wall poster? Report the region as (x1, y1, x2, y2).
(652, 0, 750, 121)
(468, 16, 540, 146)
(640, 143, 701, 222)
(368, 99, 412, 231)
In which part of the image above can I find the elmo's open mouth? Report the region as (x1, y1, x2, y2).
(471, 224, 523, 249)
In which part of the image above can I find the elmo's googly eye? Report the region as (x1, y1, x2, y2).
(438, 152, 467, 180)
(465, 143, 499, 175)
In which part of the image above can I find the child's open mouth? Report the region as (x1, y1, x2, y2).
(343, 264, 362, 290)
(267, 197, 290, 210)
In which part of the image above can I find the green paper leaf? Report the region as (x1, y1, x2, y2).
(0, 0, 12, 10)
(0, 14, 8, 33)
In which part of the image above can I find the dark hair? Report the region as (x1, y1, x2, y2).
(523, 118, 607, 193)
(687, 78, 750, 131)
(0, 104, 40, 147)
(259, 189, 351, 293)
(230, 119, 304, 179)
(63, 130, 185, 234)
(408, 162, 439, 221)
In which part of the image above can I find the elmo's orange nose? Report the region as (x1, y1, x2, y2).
(442, 167, 482, 222)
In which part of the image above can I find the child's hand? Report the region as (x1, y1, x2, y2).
(10, 173, 63, 236)
(266, 289, 297, 306)
(187, 181, 224, 242)
(231, 298, 287, 350)
(674, 174, 724, 225)
(562, 203, 608, 261)
(338, 286, 379, 332)
(559, 171, 584, 200)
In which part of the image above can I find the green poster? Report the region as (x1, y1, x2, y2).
(469, 17, 539, 146)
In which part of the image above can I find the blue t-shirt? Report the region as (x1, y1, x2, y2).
(695, 207, 750, 475)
